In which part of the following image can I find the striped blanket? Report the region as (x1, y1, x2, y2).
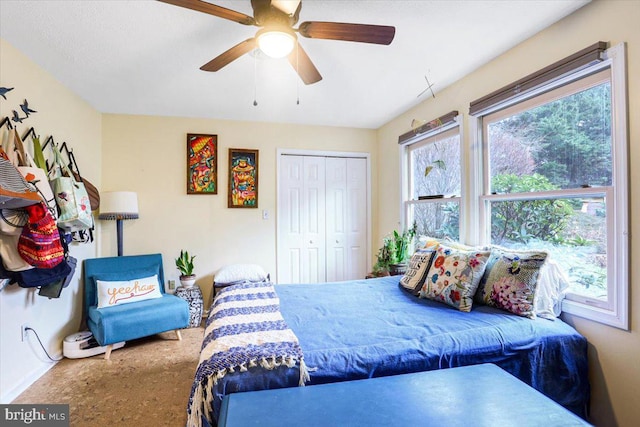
(187, 282, 309, 427)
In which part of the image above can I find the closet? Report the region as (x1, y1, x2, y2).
(277, 154, 369, 284)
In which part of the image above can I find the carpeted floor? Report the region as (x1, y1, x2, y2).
(12, 326, 204, 427)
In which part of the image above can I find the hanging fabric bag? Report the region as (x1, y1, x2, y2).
(0, 146, 41, 210)
(17, 202, 65, 269)
(49, 145, 93, 232)
(13, 130, 58, 219)
(65, 148, 100, 211)
(0, 130, 29, 235)
(0, 145, 39, 272)
(27, 133, 47, 171)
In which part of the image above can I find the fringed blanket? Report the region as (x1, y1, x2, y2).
(187, 282, 309, 427)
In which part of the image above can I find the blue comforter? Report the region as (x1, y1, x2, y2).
(203, 276, 589, 426)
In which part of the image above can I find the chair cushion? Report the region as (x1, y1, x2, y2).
(88, 294, 189, 345)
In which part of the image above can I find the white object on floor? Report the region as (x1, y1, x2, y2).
(63, 331, 125, 359)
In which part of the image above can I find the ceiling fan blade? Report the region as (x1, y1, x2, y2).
(288, 43, 322, 85)
(158, 0, 255, 25)
(200, 38, 257, 72)
(298, 21, 395, 45)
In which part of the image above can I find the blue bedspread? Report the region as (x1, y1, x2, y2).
(201, 276, 589, 426)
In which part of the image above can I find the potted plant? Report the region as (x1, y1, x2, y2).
(175, 250, 196, 287)
(373, 223, 417, 276)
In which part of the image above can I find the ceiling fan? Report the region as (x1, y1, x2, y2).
(158, 0, 396, 84)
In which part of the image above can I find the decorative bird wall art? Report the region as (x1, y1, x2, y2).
(11, 110, 24, 124)
(1, 85, 38, 126)
(20, 99, 37, 117)
(7, 98, 37, 123)
(0, 87, 14, 100)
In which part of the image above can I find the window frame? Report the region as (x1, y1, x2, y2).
(474, 43, 629, 329)
(400, 117, 463, 239)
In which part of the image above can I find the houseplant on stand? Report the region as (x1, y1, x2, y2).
(372, 223, 417, 276)
(175, 250, 196, 287)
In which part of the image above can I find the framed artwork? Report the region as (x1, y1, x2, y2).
(228, 148, 259, 208)
(187, 133, 217, 194)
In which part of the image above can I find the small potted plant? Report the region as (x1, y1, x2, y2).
(175, 250, 196, 287)
(373, 223, 417, 276)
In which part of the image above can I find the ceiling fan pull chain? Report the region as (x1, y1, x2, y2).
(253, 50, 258, 107)
(296, 42, 300, 105)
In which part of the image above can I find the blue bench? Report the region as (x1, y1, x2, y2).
(218, 364, 590, 426)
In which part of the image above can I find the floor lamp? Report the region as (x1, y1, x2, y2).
(98, 191, 139, 256)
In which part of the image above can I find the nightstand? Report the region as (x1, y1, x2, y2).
(175, 286, 203, 328)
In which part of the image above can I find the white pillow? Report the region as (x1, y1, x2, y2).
(215, 264, 268, 284)
(534, 259, 570, 320)
(97, 274, 163, 309)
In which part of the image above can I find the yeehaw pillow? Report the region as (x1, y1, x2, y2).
(418, 244, 491, 312)
(97, 274, 162, 309)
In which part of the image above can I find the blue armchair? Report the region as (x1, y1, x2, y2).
(83, 254, 190, 359)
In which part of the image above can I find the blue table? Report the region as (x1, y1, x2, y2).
(218, 363, 590, 426)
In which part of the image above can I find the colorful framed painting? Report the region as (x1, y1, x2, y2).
(187, 133, 217, 194)
(228, 148, 259, 208)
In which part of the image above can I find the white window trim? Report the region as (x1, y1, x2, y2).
(562, 43, 629, 329)
(473, 43, 629, 330)
(400, 116, 463, 234)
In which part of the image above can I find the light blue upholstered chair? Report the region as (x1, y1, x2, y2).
(83, 254, 190, 359)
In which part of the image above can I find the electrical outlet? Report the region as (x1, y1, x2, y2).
(168, 280, 176, 290)
(21, 324, 30, 342)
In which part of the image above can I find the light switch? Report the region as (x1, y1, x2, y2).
(262, 209, 269, 220)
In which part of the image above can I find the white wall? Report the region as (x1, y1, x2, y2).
(0, 39, 101, 402)
(100, 113, 378, 309)
(376, 1, 640, 426)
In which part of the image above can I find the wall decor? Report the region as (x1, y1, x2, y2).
(187, 133, 217, 194)
(228, 148, 258, 208)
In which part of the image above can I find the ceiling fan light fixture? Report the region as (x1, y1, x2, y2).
(257, 27, 296, 58)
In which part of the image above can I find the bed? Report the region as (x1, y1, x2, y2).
(189, 275, 589, 427)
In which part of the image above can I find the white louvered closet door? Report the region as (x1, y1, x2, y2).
(278, 155, 367, 284)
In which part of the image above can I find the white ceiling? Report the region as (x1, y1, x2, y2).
(0, 0, 589, 129)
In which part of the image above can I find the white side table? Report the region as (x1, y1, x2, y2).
(175, 286, 204, 328)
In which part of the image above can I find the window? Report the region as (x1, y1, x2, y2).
(402, 121, 461, 241)
(477, 44, 628, 329)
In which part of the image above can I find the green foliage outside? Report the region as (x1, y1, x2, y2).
(487, 82, 611, 297)
(491, 174, 573, 244)
(493, 82, 611, 189)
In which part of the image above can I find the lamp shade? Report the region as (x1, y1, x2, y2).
(98, 191, 139, 220)
(257, 27, 295, 58)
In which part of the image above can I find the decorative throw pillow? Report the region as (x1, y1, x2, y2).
(475, 247, 548, 318)
(215, 264, 269, 284)
(418, 244, 491, 312)
(96, 274, 163, 309)
(399, 249, 437, 295)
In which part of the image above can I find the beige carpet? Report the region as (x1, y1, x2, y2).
(12, 326, 204, 427)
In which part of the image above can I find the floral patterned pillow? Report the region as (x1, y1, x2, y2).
(418, 244, 491, 312)
(399, 249, 437, 295)
(475, 248, 548, 318)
